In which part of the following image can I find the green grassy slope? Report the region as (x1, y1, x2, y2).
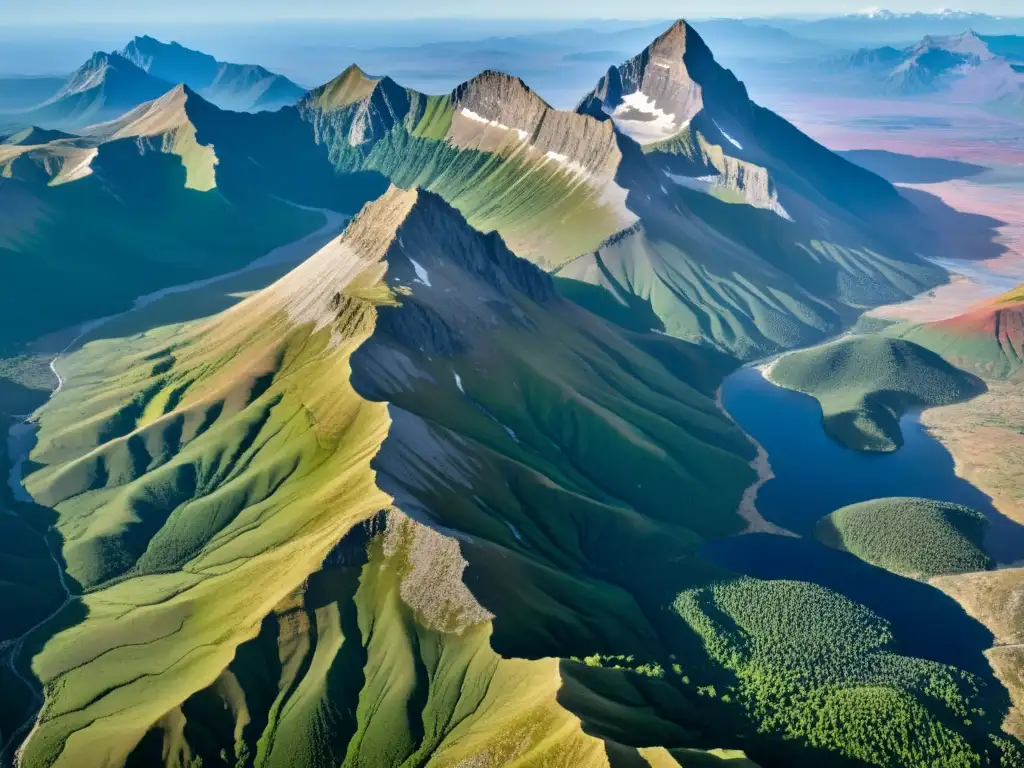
(11, 188, 756, 767)
(9, 188, 1020, 767)
(817, 498, 992, 579)
(559, 21, 945, 358)
(769, 335, 986, 452)
(296, 73, 633, 271)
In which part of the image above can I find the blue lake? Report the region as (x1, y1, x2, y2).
(720, 366, 1024, 565)
(703, 366, 1024, 675)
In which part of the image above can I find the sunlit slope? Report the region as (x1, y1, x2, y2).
(297, 66, 636, 269)
(15, 187, 1021, 767)
(769, 335, 986, 451)
(16, 187, 762, 766)
(9, 19, 946, 360)
(673, 578, 1019, 767)
(0, 86, 330, 349)
(16, 52, 173, 131)
(19, 244, 394, 768)
(240, 23, 944, 359)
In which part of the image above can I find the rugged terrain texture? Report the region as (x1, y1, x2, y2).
(816, 497, 992, 579)
(8, 188, 1019, 767)
(1, 21, 946, 360)
(894, 286, 1024, 379)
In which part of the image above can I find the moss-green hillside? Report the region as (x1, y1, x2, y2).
(769, 335, 986, 451)
(10, 188, 1017, 767)
(11, 188, 761, 767)
(674, 578, 1018, 767)
(816, 498, 992, 579)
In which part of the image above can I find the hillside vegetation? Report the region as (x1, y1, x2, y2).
(892, 286, 1024, 380)
(816, 497, 992, 579)
(13, 188, 762, 767)
(674, 578, 1019, 767)
(9, 187, 1019, 767)
(769, 335, 986, 451)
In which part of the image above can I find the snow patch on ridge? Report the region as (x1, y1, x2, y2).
(664, 170, 721, 196)
(607, 91, 681, 144)
(713, 119, 743, 150)
(544, 150, 590, 179)
(460, 108, 528, 142)
(454, 371, 465, 393)
(409, 257, 432, 287)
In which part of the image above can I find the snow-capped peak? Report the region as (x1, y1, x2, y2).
(850, 7, 987, 20)
(855, 7, 894, 19)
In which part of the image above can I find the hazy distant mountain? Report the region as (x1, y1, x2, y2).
(764, 9, 1024, 46)
(119, 35, 306, 111)
(15, 52, 173, 130)
(840, 31, 1024, 109)
(0, 38, 306, 133)
(0, 75, 66, 112)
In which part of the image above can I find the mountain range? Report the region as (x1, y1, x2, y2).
(839, 30, 1024, 109)
(762, 9, 1024, 46)
(0, 36, 305, 131)
(118, 35, 306, 112)
(1, 20, 944, 359)
(3, 19, 1021, 768)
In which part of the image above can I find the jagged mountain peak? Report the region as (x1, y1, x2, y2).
(580, 19, 748, 146)
(306, 64, 401, 111)
(344, 185, 553, 302)
(116, 35, 304, 112)
(58, 51, 139, 96)
(450, 69, 551, 137)
(455, 69, 548, 105)
(925, 29, 993, 57)
(119, 35, 221, 74)
(261, 184, 553, 333)
(87, 82, 195, 135)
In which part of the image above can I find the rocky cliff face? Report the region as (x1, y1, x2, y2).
(300, 66, 414, 150)
(450, 70, 623, 184)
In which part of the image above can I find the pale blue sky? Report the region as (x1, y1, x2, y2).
(3, 0, 1021, 23)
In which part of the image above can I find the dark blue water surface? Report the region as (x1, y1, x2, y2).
(720, 367, 1024, 565)
(704, 366, 1024, 674)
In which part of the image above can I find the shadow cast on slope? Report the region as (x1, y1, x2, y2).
(902, 186, 1008, 262)
(839, 150, 988, 184)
